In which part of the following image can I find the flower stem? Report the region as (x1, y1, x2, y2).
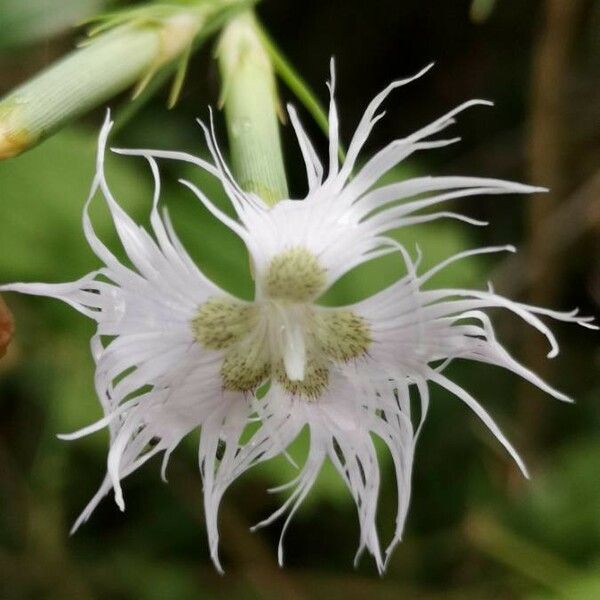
(217, 10, 288, 205)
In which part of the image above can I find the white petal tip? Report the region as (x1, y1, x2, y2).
(411, 62, 435, 79)
(114, 492, 125, 512)
(391, 63, 435, 89)
(211, 556, 225, 575)
(559, 394, 575, 404)
(517, 461, 530, 480)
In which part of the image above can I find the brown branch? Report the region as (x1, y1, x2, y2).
(516, 0, 585, 462)
(527, 0, 583, 300)
(493, 167, 600, 296)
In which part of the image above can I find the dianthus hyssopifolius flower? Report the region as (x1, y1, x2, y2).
(1, 63, 595, 573)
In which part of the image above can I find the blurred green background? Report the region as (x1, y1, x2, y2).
(0, 0, 599, 598)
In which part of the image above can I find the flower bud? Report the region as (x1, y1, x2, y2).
(0, 1, 250, 160)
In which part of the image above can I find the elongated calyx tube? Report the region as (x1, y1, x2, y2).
(0, 2, 246, 160)
(217, 10, 288, 205)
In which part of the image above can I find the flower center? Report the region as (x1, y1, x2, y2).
(192, 247, 371, 399)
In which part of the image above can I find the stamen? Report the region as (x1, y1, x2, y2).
(192, 297, 257, 350)
(192, 257, 373, 399)
(274, 354, 329, 400)
(315, 310, 372, 361)
(221, 344, 270, 392)
(265, 247, 326, 302)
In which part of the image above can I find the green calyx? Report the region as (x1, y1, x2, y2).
(81, 2, 218, 106)
(0, 0, 255, 159)
(216, 9, 289, 206)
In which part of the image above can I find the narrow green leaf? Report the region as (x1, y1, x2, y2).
(168, 45, 193, 108)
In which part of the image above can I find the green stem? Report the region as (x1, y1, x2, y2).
(256, 21, 346, 162)
(217, 10, 288, 205)
(255, 23, 327, 134)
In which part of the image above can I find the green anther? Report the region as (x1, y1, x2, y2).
(265, 247, 326, 302)
(274, 354, 329, 400)
(193, 297, 269, 392)
(221, 344, 270, 392)
(314, 310, 372, 362)
(192, 297, 257, 350)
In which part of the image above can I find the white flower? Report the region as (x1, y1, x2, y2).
(1, 63, 595, 573)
